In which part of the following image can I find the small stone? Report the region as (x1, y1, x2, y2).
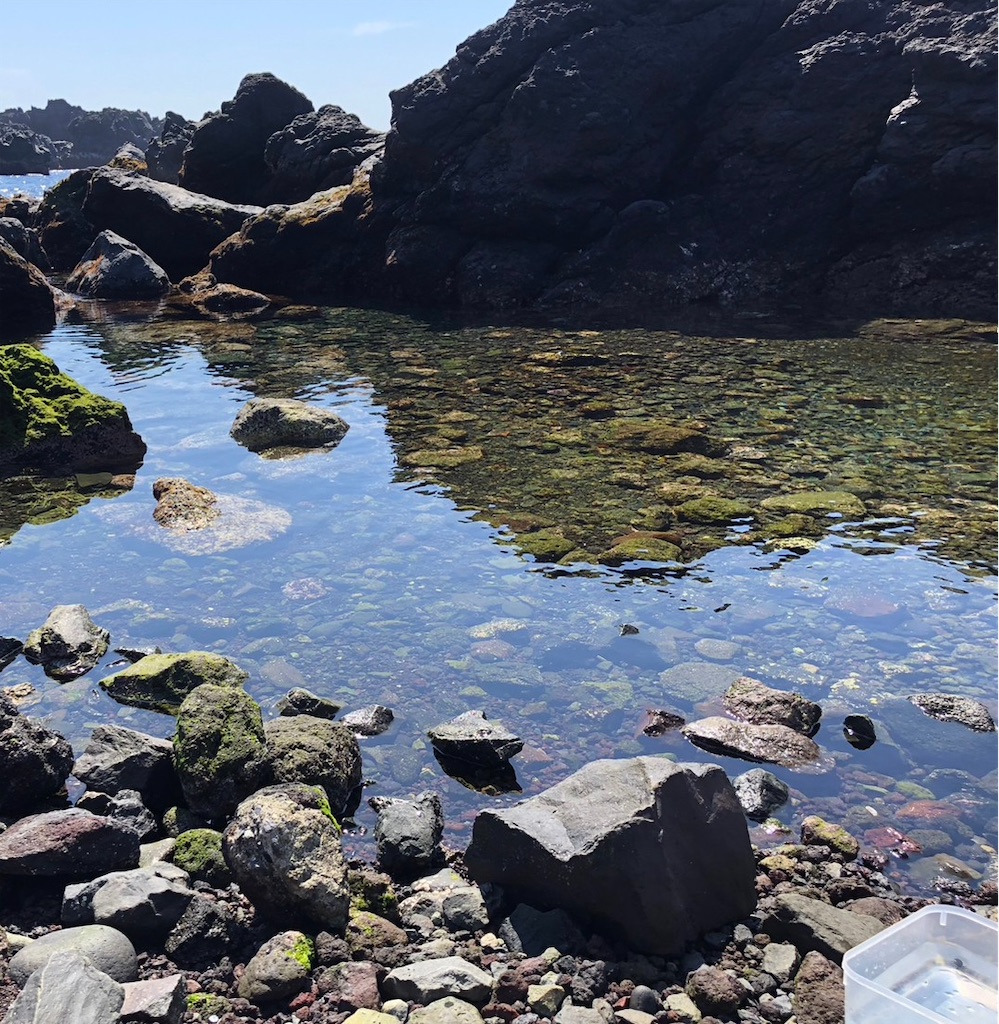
(275, 687, 341, 719)
(528, 982, 566, 1016)
(760, 942, 800, 984)
(120, 973, 186, 1024)
(800, 816, 860, 860)
(906, 693, 996, 732)
(238, 930, 315, 1001)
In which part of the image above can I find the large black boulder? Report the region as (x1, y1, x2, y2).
(179, 72, 314, 204)
(0, 238, 55, 336)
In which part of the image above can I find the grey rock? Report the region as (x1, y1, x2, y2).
(73, 725, 178, 812)
(733, 768, 790, 822)
(442, 886, 490, 933)
(76, 789, 158, 840)
(465, 757, 756, 957)
(628, 985, 662, 1014)
(163, 893, 232, 966)
(761, 942, 800, 985)
(23, 604, 109, 680)
(275, 687, 341, 719)
(173, 683, 267, 820)
(4, 950, 124, 1024)
(682, 716, 821, 768)
(222, 783, 350, 931)
(907, 693, 996, 733)
(263, 715, 362, 819)
(8, 925, 137, 984)
(723, 676, 822, 734)
(408, 997, 486, 1024)
(382, 955, 493, 1005)
(427, 710, 522, 767)
(237, 930, 314, 1001)
(0, 699, 74, 814)
(230, 397, 350, 454)
(763, 893, 885, 963)
(119, 973, 186, 1024)
(499, 904, 586, 957)
(659, 661, 743, 702)
(66, 229, 170, 298)
(62, 864, 194, 941)
(553, 1004, 612, 1024)
(369, 791, 444, 880)
(99, 650, 248, 714)
(340, 704, 395, 737)
(0, 808, 139, 877)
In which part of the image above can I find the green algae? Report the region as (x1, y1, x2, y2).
(287, 933, 316, 971)
(100, 651, 249, 713)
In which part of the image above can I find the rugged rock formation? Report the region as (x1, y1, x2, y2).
(145, 111, 195, 183)
(210, 0, 996, 319)
(178, 73, 314, 204)
(66, 229, 170, 299)
(0, 99, 162, 170)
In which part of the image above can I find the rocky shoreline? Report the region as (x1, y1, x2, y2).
(0, 607, 996, 1024)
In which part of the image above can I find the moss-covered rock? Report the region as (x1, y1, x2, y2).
(760, 490, 866, 518)
(0, 345, 146, 474)
(263, 715, 363, 821)
(173, 683, 267, 819)
(597, 534, 681, 565)
(100, 651, 249, 713)
(515, 528, 576, 562)
(400, 446, 484, 468)
(676, 496, 754, 524)
(800, 815, 860, 860)
(172, 828, 231, 886)
(608, 419, 724, 456)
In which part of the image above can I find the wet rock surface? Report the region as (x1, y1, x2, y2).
(230, 397, 350, 455)
(22, 604, 109, 681)
(682, 715, 823, 768)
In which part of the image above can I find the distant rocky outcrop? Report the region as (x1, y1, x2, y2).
(0, 99, 163, 171)
(145, 111, 195, 184)
(208, 0, 996, 320)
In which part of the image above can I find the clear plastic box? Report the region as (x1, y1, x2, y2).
(843, 904, 998, 1024)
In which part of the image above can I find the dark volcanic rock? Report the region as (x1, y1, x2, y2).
(723, 676, 822, 734)
(0, 123, 57, 174)
(145, 111, 195, 183)
(0, 238, 55, 335)
(427, 709, 523, 767)
(81, 167, 262, 280)
(72, 724, 179, 812)
(368, 792, 445, 881)
(179, 72, 314, 204)
(209, 1, 996, 319)
(67, 229, 170, 299)
(464, 757, 756, 956)
(263, 104, 385, 203)
(33, 168, 98, 270)
(0, 695, 74, 814)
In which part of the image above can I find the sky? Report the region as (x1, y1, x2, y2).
(0, 1, 514, 131)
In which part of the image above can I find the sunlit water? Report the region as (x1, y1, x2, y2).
(0, 298, 996, 896)
(0, 169, 73, 200)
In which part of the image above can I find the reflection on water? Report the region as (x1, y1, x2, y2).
(0, 307, 995, 895)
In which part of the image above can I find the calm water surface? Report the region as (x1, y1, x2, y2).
(0, 303, 995, 897)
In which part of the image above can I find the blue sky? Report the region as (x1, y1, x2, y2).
(0, 1, 513, 131)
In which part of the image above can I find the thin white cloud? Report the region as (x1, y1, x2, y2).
(351, 20, 414, 36)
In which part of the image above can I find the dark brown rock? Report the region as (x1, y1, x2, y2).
(0, 808, 140, 877)
(793, 951, 845, 1024)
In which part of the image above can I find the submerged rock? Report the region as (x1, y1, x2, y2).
(0, 345, 146, 474)
(22, 603, 110, 680)
(465, 757, 756, 956)
(427, 710, 523, 767)
(906, 693, 996, 733)
(682, 716, 822, 768)
(732, 768, 789, 822)
(151, 477, 220, 531)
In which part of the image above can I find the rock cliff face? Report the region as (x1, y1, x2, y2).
(210, 0, 996, 319)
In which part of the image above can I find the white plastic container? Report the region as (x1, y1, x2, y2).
(843, 904, 998, 1024)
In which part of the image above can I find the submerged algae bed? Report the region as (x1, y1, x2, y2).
(0, 306, 995, 896)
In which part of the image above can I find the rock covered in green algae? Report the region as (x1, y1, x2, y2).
(759, 490, 866, 518)
(173, 683, 267, 820)
(100, 651, 249, 713)
(171, 828, 231, 886)
(0, 344, 146, 474)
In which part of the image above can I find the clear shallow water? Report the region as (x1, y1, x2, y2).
(0, 306, 996, 895)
